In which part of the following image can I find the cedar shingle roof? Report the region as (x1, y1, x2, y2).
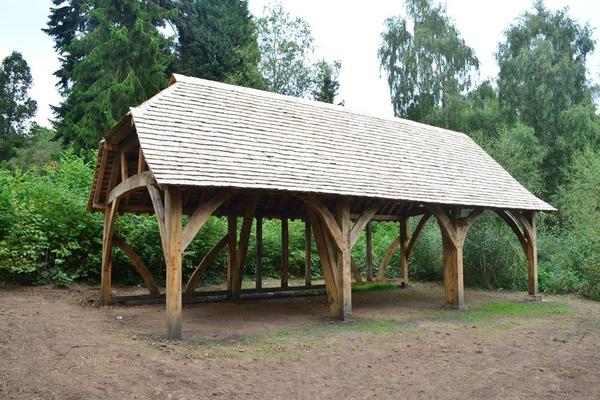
(100, 74, 555, 212)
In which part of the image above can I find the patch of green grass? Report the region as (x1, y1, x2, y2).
(352, 283, 397, 292)
(434, 301, 569, 326)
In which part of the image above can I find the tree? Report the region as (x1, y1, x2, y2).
(172, 0, 264, 88)
(44, 0, 90, 91)
(0, 51, 37, 161)
(312, 60, 342, 104)
(8, 124, 63, 170)
(378, 0, 479, 122)
(256, 2, 315, 97)
(46, 0, 174, 149)
(497, 0, 599, 193)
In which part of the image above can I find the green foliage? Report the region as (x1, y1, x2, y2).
(378, 0, 478, 121)
(256, 2, 342, 102)
(173, 0, 264, 88)
(0, 51, 37, 161)
(497, 0, 599, 192)
(49, 0, 174, 150)
(7, 124, 63, 170)
(0, 151, 102, 284)
(312, 60, 342, 104)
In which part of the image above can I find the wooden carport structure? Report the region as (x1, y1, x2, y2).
(88, 74, 555, 339)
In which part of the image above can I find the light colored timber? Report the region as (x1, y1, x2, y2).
(112, 235, 160, 296)
(231, 197, 258, 299)
(137, 146, 145, 173)
(101, 199, 119, 305)
(181, 190, 236, 251)
(147, 183, 168, 256)
(281, 217, 289, 288)
(349, 200, 382, 248)
(120, 151, 128, 181)
(399, 216, 410, 286)
(107, 171, 153, 205)
(432, 206, 483, 309)
(351, 257, 362, 284)
(377, 213, 432, 281)
(308, 211, 338, 309)
(298, 194, 343, 250)
(305, 219, 312, 286)
(93, 143, 109, 205)
(334, 198, 352, 320)
(366, 222, 373, 281)
(164, 187, 183, 340)
(255, 217, 263, 288)
(226, 216, 237, 298)
(184, 235, 228, 296)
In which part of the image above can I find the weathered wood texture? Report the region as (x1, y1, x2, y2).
(165, 187, 183, 339)
(184, 235, 228, 296)
(305, 219, 312, 287)
(101, 200, 119, 305)
(255, 217, 263, 289)
(365, 222, 373, 281)
(113, 235, 160, 296)
(431, 206, 483, 309)
(281, 218, 289, 288)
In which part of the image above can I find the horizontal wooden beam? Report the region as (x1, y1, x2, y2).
(107, 171, 153, 205)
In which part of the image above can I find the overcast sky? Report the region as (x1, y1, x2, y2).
(1, 0, 599, 127)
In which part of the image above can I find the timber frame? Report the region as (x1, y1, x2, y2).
(90, 75, 554, 340)
(93, 135, 546, 338)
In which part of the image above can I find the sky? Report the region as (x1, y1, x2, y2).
(1, 0, 600, 127)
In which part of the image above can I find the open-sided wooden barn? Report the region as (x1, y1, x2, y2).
(88, 74, 555, 339)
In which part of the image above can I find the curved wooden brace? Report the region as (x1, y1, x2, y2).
(405, 213, 431, 257)
(350, 200, 383, 248)
(298, 194, 343, 250)
(112, 235, 160, 296)
(377, 236, 401, 281)
(107, 171, 153, 205)
(184, 235, 228, 296)
(182, 190, 236, 251)
(493, 209, 527, 252)
(308, 210, 338, 305)
(101, 199, 120, 305)
(146, 183, 168, 255)
(428, 205, 458, 247)
(376, 213, 431, 281)
(351, 257, 362, 283)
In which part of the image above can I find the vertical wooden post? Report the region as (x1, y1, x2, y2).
(165, 187, 183, 340)
(335, 199, 352, 320)
(399, 216, 410, 287)
(525, 212, 540, 300)
(227, 216, 237, 298)
(101, 200, 119, 306)
(365, 221, 373, 282)
(305, 219, 312, 286)
(255, 217, 263, 289)
(281, 217, 289, 288)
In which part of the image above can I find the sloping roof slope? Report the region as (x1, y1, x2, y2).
(127, 74, 554, 211)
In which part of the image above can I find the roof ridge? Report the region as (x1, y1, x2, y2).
(170, 73, 468, 140)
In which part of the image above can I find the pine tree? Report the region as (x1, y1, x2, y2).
(173, 0, 264, 88)
(46, 0, 174, 149)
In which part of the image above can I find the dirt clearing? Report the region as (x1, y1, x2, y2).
(1, 282, 600, 399)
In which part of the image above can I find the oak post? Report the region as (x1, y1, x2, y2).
(165, 187, 183, 339)
(365, 222, 373, 281)
(255, 217, 263, 289)
(227, 216, 237, 298)
(525, 211, 539, 299)
(305, 219, 312, 287)
(335, 199, 352, 320)
(400, 216, 410, 287)
(101, 200, 119, 306)
(281, 217, 289, 288)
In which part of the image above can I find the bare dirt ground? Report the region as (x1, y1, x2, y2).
(1, 280, 600, 400)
